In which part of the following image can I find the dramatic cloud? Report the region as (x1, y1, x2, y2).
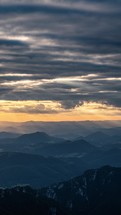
(0, 0, 121, 116)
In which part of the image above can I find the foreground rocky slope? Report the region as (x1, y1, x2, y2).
(41, 165, 121, 215)
(0, 166, 121, 214)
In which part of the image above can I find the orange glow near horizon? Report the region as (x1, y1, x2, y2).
(0, 112, 121, 122)
(0, 100, 120, 122)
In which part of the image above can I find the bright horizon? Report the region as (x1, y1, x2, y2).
(0, 100, 121, 122)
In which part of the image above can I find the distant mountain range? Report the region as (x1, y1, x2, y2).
(16, 131, 63, 144)
(0, 131, 64, 154)
(84, 130, 121, 147)
(0, 129, 121, 188)
(1, 129, 121, 155)
(0, 120, 121, 138)
(0, 166, 121, 215)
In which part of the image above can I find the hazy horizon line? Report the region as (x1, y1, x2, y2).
(0, 119, 121, 123)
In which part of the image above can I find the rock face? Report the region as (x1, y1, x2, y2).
(0, 166, 121, 215)
(40, 165, 121, 215)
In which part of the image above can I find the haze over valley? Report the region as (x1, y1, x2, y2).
(0, 121, 121, 189)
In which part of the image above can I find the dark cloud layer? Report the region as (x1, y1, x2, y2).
(0, 0, 121, 110)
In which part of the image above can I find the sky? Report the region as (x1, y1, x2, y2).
(0, 0, 121, 121)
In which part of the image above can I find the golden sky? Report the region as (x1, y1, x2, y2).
(0, 100, 121, 122)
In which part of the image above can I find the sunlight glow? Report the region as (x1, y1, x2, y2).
(0, 100, 120, 122)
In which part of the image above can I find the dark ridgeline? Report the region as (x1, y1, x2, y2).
(0, 166, 121, 215)
(40, 165, 121, 215)
(0, 186, 67, 215)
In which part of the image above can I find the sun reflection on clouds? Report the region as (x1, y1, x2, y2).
(0, 73, 33, 77)
(0, 74, 99, 89)
(3, 35, 30, 42)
